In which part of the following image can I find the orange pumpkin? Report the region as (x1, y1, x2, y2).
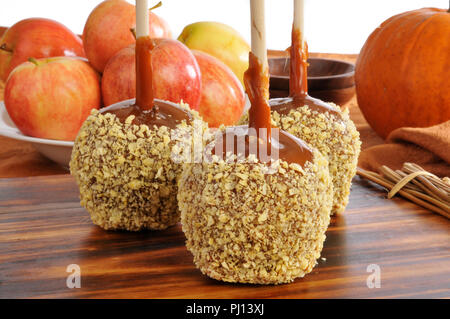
(355, 7, 450, 139)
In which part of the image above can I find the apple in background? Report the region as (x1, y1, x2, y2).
(0, 18, 85, 82)
(0, 79, 4, 101)
(102, 39, 202, 109)
(192, 50, 245, 127)
(178, 22, 250, 86)
(4, 57, 101, 141)
(101, 45, 135, 106)
(83, 0, 172, 73)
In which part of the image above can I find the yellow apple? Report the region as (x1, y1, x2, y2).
(178, 22, 250, 85)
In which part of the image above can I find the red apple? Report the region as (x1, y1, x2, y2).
(4, 57, 101, 141)
(83, 0, 172, 73)
(101, 45, 135, 106)
(102, 39, 202, 108)
(192, 50, 245, 127)
(0, 18, 85, 82)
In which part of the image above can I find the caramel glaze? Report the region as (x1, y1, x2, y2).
(102, 99, 192, 129)
(290, 28, 308, 97)
(271, 26, 342, 121)
(136, 36, 155, 111)
(102, 35, 192, 129)
(270, 94, 341, 118)
(211, 125, 313, 167)
(212, 52, 313, 167)
(246, 52, 272, 145)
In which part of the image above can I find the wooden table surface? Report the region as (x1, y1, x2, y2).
(0, 174, 448, 299)
(0, 50, 448, 299)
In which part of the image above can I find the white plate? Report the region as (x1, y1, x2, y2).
(0, 101, 74, 169)
(0, 98, 184, 169)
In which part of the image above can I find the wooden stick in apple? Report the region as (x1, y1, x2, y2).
(245, 0, 272, 146)
(135, 0, 154, 110)
(249, 0, 268, 70)
(293, 0, 305, 36)
(264, 0, 362, 216)
(211, 0, 315, 167)
(290, 0, 308, 97)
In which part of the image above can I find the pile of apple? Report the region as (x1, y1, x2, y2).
(0, 0, 250, 141)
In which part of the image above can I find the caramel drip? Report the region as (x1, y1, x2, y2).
(104, 36, 191, 129)
(136, 36, 155, 111)
(103, 100, 192, 129)
(211, 52, 313, 167)
(244, 52, 272, 145)
(270, 26, 343, 121)
(289, 27, 308, 97)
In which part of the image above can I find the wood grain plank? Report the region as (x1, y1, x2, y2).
(0, 174, 449, 299)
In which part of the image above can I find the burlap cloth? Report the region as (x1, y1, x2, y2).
(0, 53, 448, 178)
(358, 121, 450, 178)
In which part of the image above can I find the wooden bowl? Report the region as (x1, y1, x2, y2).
(269, 57, 355, 105)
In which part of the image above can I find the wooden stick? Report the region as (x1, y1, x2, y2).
(407, 188, 450, 213)
(403, 164, 450, 201)
(290, 0, 308, 97)
(250, 0, 268, 71)
(247, 0, 272, 145)
(387, 170, 435, 199)
(356, 167, 450, 219)
(136, 0, 149, 38)
(395, 168, 450, 203)
(394, 169, 425, 192)
(379, 164, 450, 204)
(293, 0, 305, 48)
(405, 163, 446, 186)
(378, 167, 450, 211)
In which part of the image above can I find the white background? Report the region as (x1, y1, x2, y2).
(0, 0, 447, 54)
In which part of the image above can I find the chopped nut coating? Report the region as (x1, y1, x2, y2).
(70, 104, 207, 231)
(178, 150, 333, 284)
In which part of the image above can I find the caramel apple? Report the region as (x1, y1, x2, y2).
(177, 0, 333, 284)
(239, 1, 361, 214)
(70, 0, 207, 231)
